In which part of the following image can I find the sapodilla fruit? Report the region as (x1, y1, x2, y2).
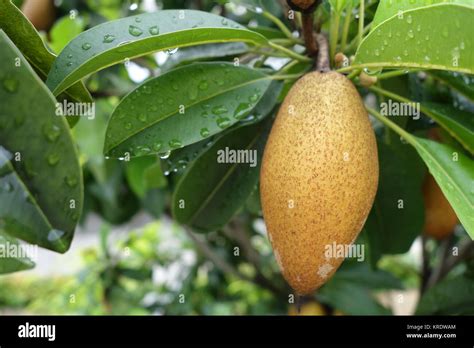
(423, 174, 458, 240)
(260, 71, 379, 295)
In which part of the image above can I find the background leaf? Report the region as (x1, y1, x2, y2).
(46, 10, 268, 95)
(430, 71, 474, 101)
(104, 62, 273, 157)
(0, 30, 83, 252)
(172, 120, 270, 232)
(355, 4, 474, 74)
(49, 15, 86, 53)
(416, 275, 474, 314)
(0, 0, 92, 113)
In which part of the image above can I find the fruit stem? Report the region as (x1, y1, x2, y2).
(301, 12, 318, 57)
(365, 106, 415, 147)
(315, 33, 330, 72)
(268, 41, 313, 62)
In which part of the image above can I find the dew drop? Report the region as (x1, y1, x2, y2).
(125, 122, 132, 130)
(406, 15, 412, 24)
(198, 80, 208, 90)
(103, 34, 116, 43)
(138, 113, 147, 122)
(407, 30, 414, 39)
(169, 139, 182, 149)
(166, 47, 178, 55)
(82, 42, 91, 50)
(216, 117, 231, 129)
(3, 77, 18, 93)
(200, 128, 210, 138)
(159, 150, 171, 159)
(47, 153, 60, 166)
(234, 103, 251, 120)
(129, 25, 143, 37)
(43, 124, 61, 142)
(65, 174, 78, 187)
(149, 26, 159, 35)
(152, 142, 162, 152)
(48, 229, 65, 242)
(212, 105, 228, 115)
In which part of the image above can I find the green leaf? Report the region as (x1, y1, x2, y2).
(333, 261, 404, 289)
(46, 10, 268, 95)
(0, 30, 83, 253)
(413, 138, 474, 238)
(104, 62, 273, 158)
(0, 230, 35, 274)
(319, 279, 391, 315)
(422, 102, 474, 154)
(365, 139, 425, 259)
(0, 0, 92, 114)
(371, 0, 473, 29)
(430, 71, 474, 101)
(416, 275, 474, 314)
(172, 120, 271, 232)
(354, 4, 474, 74)
(125, 156, 166, 198)
(49, 15, 86, 53)
(368, 107, 474, 239)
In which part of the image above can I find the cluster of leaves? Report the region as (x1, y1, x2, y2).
(0, 0, 473, 314)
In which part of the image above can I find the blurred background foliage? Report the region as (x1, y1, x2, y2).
(1, 0, 473, 315)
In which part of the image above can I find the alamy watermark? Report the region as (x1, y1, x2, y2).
(0, 241, 38, 261)
(216, 147, 257, 167)
(55, 100, 95, 120)
(380, 100, 420, 120)
(325, 242, 365, 262)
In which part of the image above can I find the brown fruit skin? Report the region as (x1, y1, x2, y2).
(423, 174, 458, 240)
(260, 71, 379, 295)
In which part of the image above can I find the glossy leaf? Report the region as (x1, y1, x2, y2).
(369, 107, 474, 239)
(355, 4, 474, 74)
(413, 138, 474, 238)
(371, 0, 473, 30)
(46, 10, 268, 95)
(422, 102, 474, 154)
(0, 30, 83, 253)
(0, 230, 35, 274)
(172, 120, 271, 232)
(430, 71, 474, 101)
(104, 62, 273, 158)
(0, 0, 92, 107)
(365, 139, 425, 259)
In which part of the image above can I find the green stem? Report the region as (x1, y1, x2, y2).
(368, 85, 413, 105)
(365, 106, 415, 146)
(358, 0, 365, 48)
(340, 4, 353, 53)
(278, 60, 300, 74)
(377, 69, 419, 80)
(347, 68, 361, 80)
(261, 10, 295, 42)
(329, 9, 340, 65)
(270, 38, 299, 47)
(268, 41, 312, 62)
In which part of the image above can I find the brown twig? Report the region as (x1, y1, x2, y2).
(301, 12, 318, 58)
(184, 226, 287, 297)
